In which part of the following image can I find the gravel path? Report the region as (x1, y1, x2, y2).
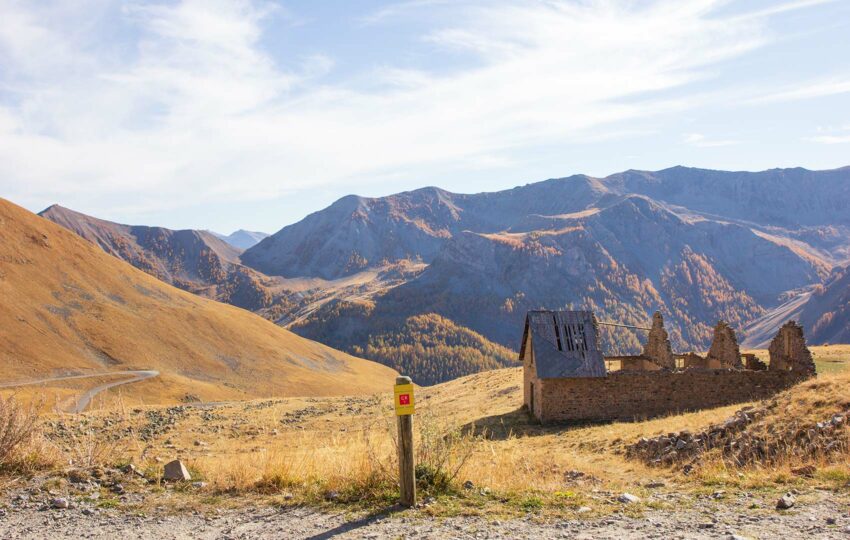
(2, 496, 849, 539)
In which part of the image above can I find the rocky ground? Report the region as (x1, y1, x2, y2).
(1, 489, 849, 539)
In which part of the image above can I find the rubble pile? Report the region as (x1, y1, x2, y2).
(627, 406, 848, 470)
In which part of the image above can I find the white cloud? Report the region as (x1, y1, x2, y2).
(683, 133, 742, 148)
(0, 0, 834, 217)
(750, 79, 850, 104)
(805, 125, 850, 144)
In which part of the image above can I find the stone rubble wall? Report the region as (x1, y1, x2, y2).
(537, 369, 809, 423)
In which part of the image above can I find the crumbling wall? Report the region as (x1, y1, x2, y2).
(742, 353, 767, 371)
(681, 352, 720, 369)
(706, 321, 742, 369)
(642, 311, 675, 369)
(769, 321, 816, 374)
(609, 355, 662, 371)
(537, 369, 810, 423)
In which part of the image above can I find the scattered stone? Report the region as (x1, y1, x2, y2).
(163, 460, 192, 482)
(81, 508, 95, 516)
(111, 484, 125, 495)
(826, 517, 836, 525)
(776, 493, 795, 510)
(617, 493, 640, 504)
(577, 506, 592, 514)
(191, 482, 208, 490)
(463, 480, 474, 490)
(644, 481, 665, 488)
(51, 498, 69, 510)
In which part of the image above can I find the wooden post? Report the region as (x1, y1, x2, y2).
(394, 375, 416, 507)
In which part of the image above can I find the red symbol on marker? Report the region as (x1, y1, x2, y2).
(399, 394, 410, 405)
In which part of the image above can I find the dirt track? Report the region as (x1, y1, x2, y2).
(1, 494, 849, 539)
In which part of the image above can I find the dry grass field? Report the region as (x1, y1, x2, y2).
(2, 344, 847, 518)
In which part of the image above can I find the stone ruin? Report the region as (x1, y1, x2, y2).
(523, 310, 818, 423)
(768, 320, 816, 374)
(642, 311, 675, 369)
(706, 321, 743, 369)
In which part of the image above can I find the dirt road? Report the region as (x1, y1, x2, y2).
(0, 370, 159, 412)
(1, 499, 848, 539)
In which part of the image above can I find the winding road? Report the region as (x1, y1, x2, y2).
(0, 370, 159, 413)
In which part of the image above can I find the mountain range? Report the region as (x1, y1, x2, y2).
(37, 166, 850, 384)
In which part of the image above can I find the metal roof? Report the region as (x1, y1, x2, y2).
(520, 310, 606, 378)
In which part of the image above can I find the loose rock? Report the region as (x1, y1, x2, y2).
(163, 460, 192, 481)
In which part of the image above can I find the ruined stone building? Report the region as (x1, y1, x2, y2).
(521, 310, 816, 423)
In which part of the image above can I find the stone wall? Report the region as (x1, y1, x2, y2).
(536, 369, 809, 423)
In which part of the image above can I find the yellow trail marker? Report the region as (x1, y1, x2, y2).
(394, 380, 415, 416)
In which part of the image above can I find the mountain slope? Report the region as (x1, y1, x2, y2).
(292, 195, 829, 359)
(0, 198, 396, 403)
(39, 205, 283, 313)
(797, 264, 850, 344)
(242, 176, 612, 279)
(243, 167, 849, 281)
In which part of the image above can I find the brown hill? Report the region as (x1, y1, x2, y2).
(0, 198, 396, 404)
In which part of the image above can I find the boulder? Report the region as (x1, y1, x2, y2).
(617, 493, 640, 504)
(776, 493, 795, 510)
(163, 460, 192, 481)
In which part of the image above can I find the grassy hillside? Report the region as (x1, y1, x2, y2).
(0, 198, 397, 405)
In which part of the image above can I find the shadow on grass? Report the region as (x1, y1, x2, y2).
(460, 407, 605, 440)
(304, 505, 409, 540)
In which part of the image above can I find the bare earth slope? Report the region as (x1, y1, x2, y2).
(0, 198, 397, 404)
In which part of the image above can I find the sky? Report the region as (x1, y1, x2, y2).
(1, 0, 849, 234)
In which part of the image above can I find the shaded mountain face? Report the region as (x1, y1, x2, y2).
(292, 195, 829, 355)
(213, 229, 269, 250)
(797, 264, 850, 344)
(0, 198, 396, 403)
(242, 167, 850, 281)
(241, 177, 612, 279)
(39, 205, 280, 312)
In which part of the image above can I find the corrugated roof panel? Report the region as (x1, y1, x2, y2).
(526, 310, 606, 378)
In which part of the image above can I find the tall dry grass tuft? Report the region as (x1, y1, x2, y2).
(0, 396, 37, 468)
(0, 395, 58, 474)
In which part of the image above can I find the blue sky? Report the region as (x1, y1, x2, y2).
(1, 0, 849, 234)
